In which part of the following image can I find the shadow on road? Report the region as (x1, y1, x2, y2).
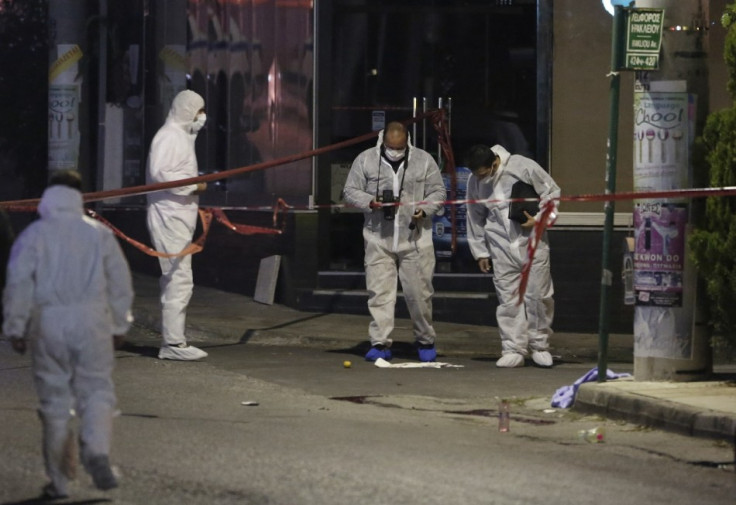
(2, 497, 111, 505)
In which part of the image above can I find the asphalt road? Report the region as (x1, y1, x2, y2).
(1, 324, 734, 505)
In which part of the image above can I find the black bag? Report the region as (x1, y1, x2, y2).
(508, 181, 539, 223)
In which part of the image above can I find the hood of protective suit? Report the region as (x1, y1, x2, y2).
(38, 185, 83, 219)
(166, 90, 205, 133)
(490, 144, 511, 171)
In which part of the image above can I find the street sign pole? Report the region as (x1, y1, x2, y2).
(598, 5, 626, 382)
(598, 4, 664, 382)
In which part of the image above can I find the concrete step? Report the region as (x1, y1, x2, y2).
(302, 269, 633, 333)
(296, 287, 496, 326)
(316, 271, 493, 292)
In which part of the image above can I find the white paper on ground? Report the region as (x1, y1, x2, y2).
(374, 358, 463, 369)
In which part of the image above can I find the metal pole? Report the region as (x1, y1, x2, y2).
(447, 96, 452, 135)
(422, 97, 427, 151)
(312, 0, 320, 208)
(96, 0, 108, 197)
(412, 96, 417, 145)
(437, 97, 443, 167)
(598, 5, 625, 382)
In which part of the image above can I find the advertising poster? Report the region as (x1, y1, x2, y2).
(632, 91, 690, 309)
(433, 166, 472, 261)
(48, 45, 82, 171)
(48, 84, 80, 171)
(632, 202, 686, 307)
(632, 88, 694, 359)
(633, 91, 690, 192)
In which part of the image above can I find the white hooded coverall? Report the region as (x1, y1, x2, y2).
(146, 90, 205, 347)
(343, 131, 446, 346)
(466, 144, 560, 357)
(2, 185, 134, 495)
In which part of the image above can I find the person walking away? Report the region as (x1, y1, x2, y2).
(3, 169, 134, 498)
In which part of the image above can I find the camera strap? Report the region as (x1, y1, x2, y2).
(375, 150, 410, 202)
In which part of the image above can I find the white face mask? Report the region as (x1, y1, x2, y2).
(384, 146, 406, 162)
(192, 113, 207, 133)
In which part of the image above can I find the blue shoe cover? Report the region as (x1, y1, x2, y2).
(365, 345, 392, 362)
(417, 344, 437, 362)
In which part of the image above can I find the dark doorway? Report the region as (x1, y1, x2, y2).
(319, 0, 546, 270)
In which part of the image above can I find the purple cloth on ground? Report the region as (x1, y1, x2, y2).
(551, 367, 631, 408)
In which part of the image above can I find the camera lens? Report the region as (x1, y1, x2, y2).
(382, 190, 395, 221)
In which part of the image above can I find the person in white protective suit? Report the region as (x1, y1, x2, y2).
(147, 89, 209, 361)
(465, 144, 560, 368)
(2, 170, 134, 499)
(343, 121, 446, 362)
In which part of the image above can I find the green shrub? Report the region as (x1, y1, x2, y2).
(689, 3, 736, 348)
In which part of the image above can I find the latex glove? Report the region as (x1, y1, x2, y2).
(410, 209, 426, 230)
(520, 210, 536, 229)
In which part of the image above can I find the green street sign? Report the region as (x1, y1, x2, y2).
(623, 8, 664, 70)
(625, 53, 659, 70)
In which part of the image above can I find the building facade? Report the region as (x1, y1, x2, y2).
(3, 0, 728, 332)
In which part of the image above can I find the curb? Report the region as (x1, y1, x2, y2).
(573, 382, 736, 442)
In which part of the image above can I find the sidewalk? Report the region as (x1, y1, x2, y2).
(575, 377, 736, 441)
(131, 273, 736, 442)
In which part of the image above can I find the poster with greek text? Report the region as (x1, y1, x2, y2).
(633, 202, 686, 306)
(632, 91, 690, 308)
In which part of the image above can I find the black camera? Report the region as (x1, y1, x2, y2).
(380, 189, 395, 221)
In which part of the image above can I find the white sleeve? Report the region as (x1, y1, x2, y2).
(342, 155, 375, 211)
(2, 230, 38, 338)
(102, 232, 134, 335)
(527, 162, 561, 211)
(148, 130, 199, 196)
(465, 176, 491, 260)
(417, 157, 446, 217)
